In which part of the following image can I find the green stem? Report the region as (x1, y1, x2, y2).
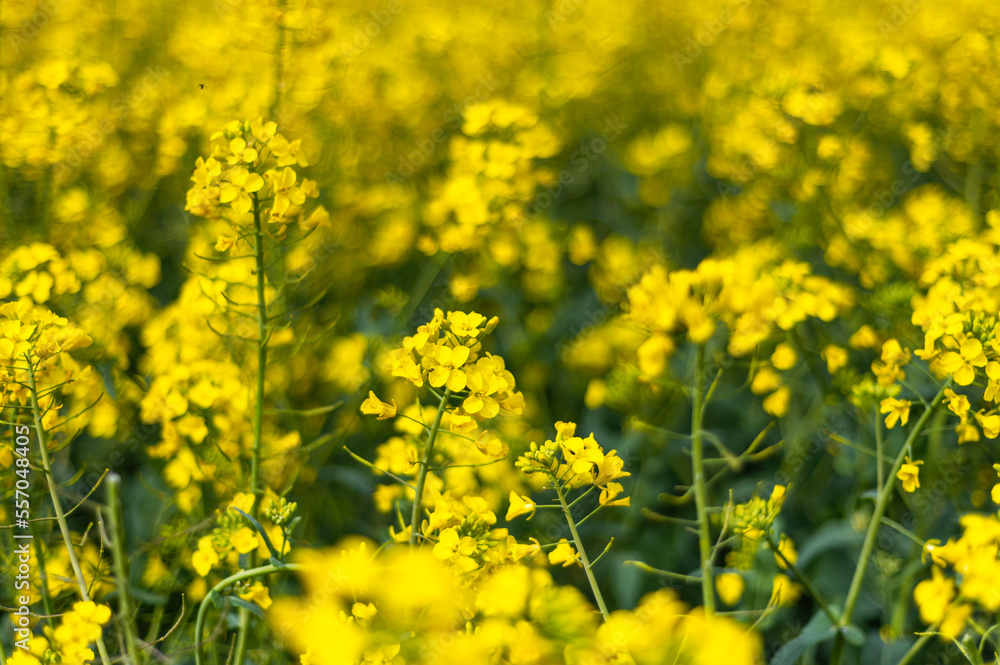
(234, 195, 269, 665)
(194, 564, 302, 665)
(875, 411, 884, 492)
(623, 560, 701, 583)
(831, 382, 949, 665)
(692, 343, 715, 614)
(895, 631, 934, 665)
(250, 194, 268, 510)
(410, 388, 450, 545)
(27, 356, 111, 665)
(107, 472, 143, 664)
(556, 481, 610, 621)
(31, 517, 55, 629)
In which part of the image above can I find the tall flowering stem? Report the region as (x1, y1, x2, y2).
(512, 422, 630, 621)
(234, 195, 269, 665)
(830, 380, 950, 665)
(410, 388, 451, 545)
(185, 118, 322, 664)
(555, 481, 610, 621)
(250, 193, 268, 510)
(691, 343, 715, 615)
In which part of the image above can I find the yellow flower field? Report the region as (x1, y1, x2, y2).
(2, 0, 1000, 663)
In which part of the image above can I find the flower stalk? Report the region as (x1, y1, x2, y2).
(410, 388, 451, 545)
(830, 381, 950, 665)
(234, 193, 268, 665)
(692, 343, 715, 614)
(555, 481, 610, 621)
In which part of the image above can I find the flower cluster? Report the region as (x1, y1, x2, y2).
(513, 421, 630, 503)
(267, 538, 760, 665)
(917, 513, 1000, 639)
(186, 119, 322, 235)
(0, 300, 98, 437)
(382, 309, 524, 420)
(9, 602, 112, 665)
(189, 492, 291, 586)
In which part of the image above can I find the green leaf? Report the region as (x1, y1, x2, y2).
(207, 590, 221, 608)
(769, 610, 838, 665)
(96, 362, 117, 401)
(232, 507, 281, 560)
(229, 597, 265, 619)
(956, 634, 986, 665)
(797, 520, 863, 568)
(840, 624, 865, 647)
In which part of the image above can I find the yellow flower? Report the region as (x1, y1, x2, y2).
(219, 166, 264, 215)
(192, 537, 219, 577)
(229, 492, 256, 515)
(427, 344, 471, 391)
(821, 344, 848, 374)
(228, 137, 259, 164)
(913, 567, 955, 624)
(230, 527, 260, 554)
(215, 235, 237, 253)
(269, 136, 309, 167)
(896, 457, 923, 492)
(447, 310, 487, 337)
(360, 391, 397, 420)
(939, 338, 987, 386)
(432, 527, 479, 572)
(505, 491, 536, 520)
(238, 582, 273, 610)
(975, 410, 1000, 439)
(985, 362, 1000, 402)
(716, 572, 745, 606)
(598, 482, 630, 507)
(939, 604, 972, 640)
(463, 368, 501, 418)
(547, 539, 581, 567)
(763, 386, 791, 417)
(944, 388, 970, 419)
(880, 397, 911, 428)
(594, 450, 631, 486)
(770, 343, 798, 371)
(351, 602, 378, 626)
(267, 167, 306, 220)
(770, 573, 802, 607)
(774, 534, 798, 569)
(507, 536, 542, 562)
(880, 339, 911, 367)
